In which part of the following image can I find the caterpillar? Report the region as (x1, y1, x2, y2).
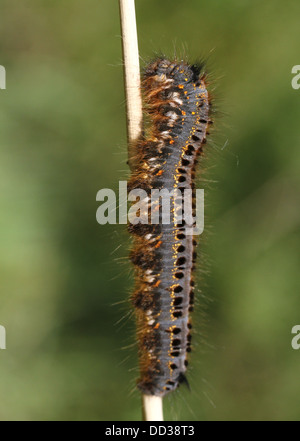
(128, 58, 212, 397)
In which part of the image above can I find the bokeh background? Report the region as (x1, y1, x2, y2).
(0, 0, 300, 421)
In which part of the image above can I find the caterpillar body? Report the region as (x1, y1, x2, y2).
(128, 58, 212, 397)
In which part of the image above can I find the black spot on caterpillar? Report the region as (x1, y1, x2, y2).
(128, 58, 212, 397)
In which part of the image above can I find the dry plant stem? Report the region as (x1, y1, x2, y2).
(119, 0, 143, 170)
(142, 395, 164, 421)
(119, 0, 163, 421)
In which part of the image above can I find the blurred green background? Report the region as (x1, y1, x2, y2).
(0, 0, 300, 421)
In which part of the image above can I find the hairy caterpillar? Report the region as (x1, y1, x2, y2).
(128, 58, 212, 397)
